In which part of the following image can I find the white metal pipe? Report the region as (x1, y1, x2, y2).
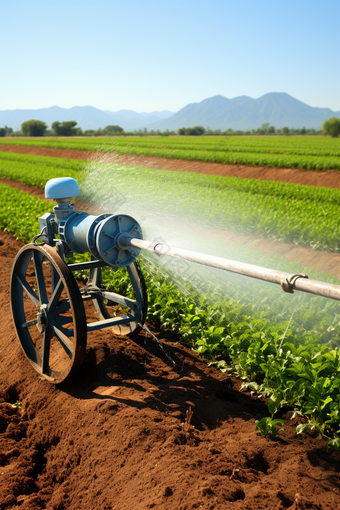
(125, 237, 340, 302)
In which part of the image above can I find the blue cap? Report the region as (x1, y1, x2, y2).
(45, 177, 80, 200)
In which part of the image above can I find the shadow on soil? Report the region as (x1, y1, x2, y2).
(59, 330, 268, 431)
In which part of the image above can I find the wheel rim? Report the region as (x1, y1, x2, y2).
(90, 261, 148, 336)
(11, 244, 87, 383)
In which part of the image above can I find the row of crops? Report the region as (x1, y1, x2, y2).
(1, 135, 340, 170)
(1, 148, 340, 447)
(2, 150, 340, 251)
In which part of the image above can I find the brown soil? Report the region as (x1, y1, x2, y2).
(2, 143, 340, 188)
(1, 229, 340, 510)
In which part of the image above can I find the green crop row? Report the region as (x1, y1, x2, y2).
(2, 182, 340, 447)
(65, 135, 340, 158)
(82, 160, 340, 252)
(1, 135, 340, 170)
(0, 150, 86, 170)
(2, 135, 340, 155)
(3, 151, 340, 253)
(0, 183, 54, 241)
(95, 144, 340, 171)
(0, 151, 85, 187)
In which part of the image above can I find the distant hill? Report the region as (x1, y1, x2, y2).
(0, 106, 174, 131)
(0, 93, 339, 132)
(146, 93, 340, 131)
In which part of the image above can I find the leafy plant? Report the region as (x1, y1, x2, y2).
(255, 417, 284, 438)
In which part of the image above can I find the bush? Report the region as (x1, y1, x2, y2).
(52, 121, 78, 136)
(103, 125, 123, 134)
(21, 120, 47, 137)
(322, 117, 340, 138)
(3, 126, 13, 135)
(178, 125, 205, 136)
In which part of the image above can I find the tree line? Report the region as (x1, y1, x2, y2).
(0, 117, 340, 138)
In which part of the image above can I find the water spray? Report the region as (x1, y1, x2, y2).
(10, 177, 340, 383)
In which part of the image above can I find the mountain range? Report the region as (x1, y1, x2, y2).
(0, 93, 339, 132)
(0, 106, 174, 132)
(148, 93, 340, 131)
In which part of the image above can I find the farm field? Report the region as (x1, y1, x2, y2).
(2, 150, 340, 252)
(1, 134, 340, 170)
(3, 142, 340, 190)
(1, 143, 340, 509)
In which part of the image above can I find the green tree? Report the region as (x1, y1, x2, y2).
(102, 125, 123, 134)
(0, 128, 6, 137)
(21, 119, 47, 137)
(192, 125, 205, 135)
(178, 126, 206, 136)
(52, 120, 78, 136)
(322, 117, 340, 138)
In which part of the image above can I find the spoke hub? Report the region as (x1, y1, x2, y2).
(36, 304, 49, 333)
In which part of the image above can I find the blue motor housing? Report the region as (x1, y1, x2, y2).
(45, 177, 80, 200)
(39, 177, 143, 267)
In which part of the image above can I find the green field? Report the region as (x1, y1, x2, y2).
(2, 143, 340, 446)
(2, 150, 340, 252)
(1, 135, 340, 170)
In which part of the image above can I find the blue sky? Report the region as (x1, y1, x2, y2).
(1, 0, 339, 113)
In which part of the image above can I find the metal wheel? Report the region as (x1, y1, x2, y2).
(89, 261, 148, 336)
(11, 244, 87, 383)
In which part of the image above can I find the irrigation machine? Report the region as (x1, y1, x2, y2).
(10, 177, 340, 383)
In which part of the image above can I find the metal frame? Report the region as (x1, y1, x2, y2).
(10, 244, 148, 383)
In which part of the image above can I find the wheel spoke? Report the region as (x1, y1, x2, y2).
(51, 322, 74, 357)
(51, 264, 60, 291)
(47, 278, 64, 314)
(33, 250, 48, 304)
(20, 318, 38, 329)
(14, 272, 40, 307)
(42, 327, 51, 375)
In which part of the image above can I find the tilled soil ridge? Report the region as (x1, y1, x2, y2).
(1, 229, 340, 510)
